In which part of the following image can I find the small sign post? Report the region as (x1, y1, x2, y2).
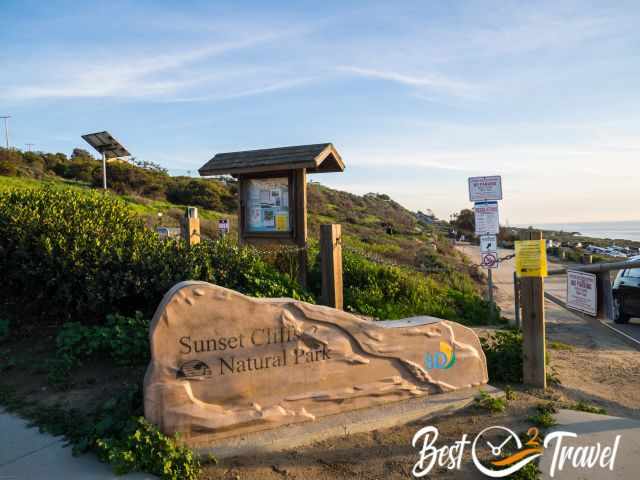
(567, 270, 597, 316)
(468, 175, 503, 321)
(218, 219, 230, 237)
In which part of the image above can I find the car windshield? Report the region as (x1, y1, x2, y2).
(624, 268, 640, 278)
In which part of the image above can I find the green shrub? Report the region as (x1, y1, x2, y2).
(568, 400, 607, 415)
(480, 330, 523, 383)
(96, 417, 200, 480)
(94, 161, 166, 198)
(166, 177, 236, 212)
(52, 312, 150, 382)
(528, 402, 557, 428)
(309, 249, 501, 324)
(0, 187, 309, 326)
(474, 389, 507, 413)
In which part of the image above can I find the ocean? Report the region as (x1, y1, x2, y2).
(525, 221, 640, 242)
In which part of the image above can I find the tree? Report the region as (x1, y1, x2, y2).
(71, 148, 94, 160)
(454, 209, 475, 233)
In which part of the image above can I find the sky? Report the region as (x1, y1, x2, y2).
(1, 0, 639, 224)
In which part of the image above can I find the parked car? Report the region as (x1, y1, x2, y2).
(612, 257, 640, 324)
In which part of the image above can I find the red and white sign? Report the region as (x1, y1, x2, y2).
(567, 270, 597, 316)
(481, 252, 499, 269)
(468, 176, 503, 202)
(474, 201, 500, 235)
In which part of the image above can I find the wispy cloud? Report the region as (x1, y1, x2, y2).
(0, 31, 300, 101)
(336, 65, 480, 99)
(165, 77, 313, 103)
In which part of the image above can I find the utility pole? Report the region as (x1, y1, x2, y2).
(0, 115, 10, 149)
(25, 143, 35, 152)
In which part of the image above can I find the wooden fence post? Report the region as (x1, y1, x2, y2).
(320, 224, 343, 310)
(519, 230, 546, 388)
(181, 207, 201, 247)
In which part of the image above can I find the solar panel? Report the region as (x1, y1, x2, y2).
(81, 131, 130, 159)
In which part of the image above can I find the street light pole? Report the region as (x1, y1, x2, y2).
(0, 115, 10, 149)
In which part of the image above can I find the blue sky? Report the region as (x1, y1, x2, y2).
(2, 0, 639, 224)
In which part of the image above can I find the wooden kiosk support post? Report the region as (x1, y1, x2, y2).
(181, 207, 201, 247)
(198, 144, 345, 289)
(320, 224, 343, 309)
(519, 230, 546, 388)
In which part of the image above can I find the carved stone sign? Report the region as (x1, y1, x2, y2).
(144, 282, 488, 443)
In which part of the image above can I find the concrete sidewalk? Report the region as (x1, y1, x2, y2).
(0, 409, 155, 480)
(539, 409, 640, 479)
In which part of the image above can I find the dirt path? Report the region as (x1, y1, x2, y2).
(459, 244, 640, 419)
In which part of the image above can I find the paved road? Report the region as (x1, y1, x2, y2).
(458, 244, 640, 346)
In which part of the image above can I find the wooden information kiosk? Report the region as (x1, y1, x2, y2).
(199, 143, 345, 286)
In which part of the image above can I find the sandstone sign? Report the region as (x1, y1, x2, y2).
(144, 281, 488, 444)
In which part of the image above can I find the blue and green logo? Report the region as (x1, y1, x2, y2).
(425, 341, 457, 369)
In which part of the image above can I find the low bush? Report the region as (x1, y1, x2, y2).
(309, 249, 501, 324)
(481, 330, 523, 383)
(95, 417, 200, 480)
(528, 402, 558, 429)
(568, 400, 607, 415)
(166, 177, 237, 212)
(0, 187, 310, 327)
(474, 389, 507, 413)
(50, 312, 150, 385)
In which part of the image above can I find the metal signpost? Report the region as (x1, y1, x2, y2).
(81, 131, 131, 190)
(468, 175, 503, 317)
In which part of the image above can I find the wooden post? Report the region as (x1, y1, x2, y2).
(519, 230, 546, 388)
(294, 168, 308, 288)
(320, 224, 343, 309)
(596, 271, 614, 320)
(181, 207, 201, 247)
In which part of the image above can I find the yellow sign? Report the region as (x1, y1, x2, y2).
(275, 213, 289, 231)
(515, 239, 547, 277)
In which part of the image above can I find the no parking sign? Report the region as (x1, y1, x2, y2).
(480, 234, 498, 269)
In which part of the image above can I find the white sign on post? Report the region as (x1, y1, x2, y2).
(567, 270, 597, 316)
(468, 176, 503, 202)
(480, 234, 499, 269)
(218, 218, 230, 235)
(474, 201, 500, 235)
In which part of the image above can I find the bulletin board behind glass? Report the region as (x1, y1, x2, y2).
(245, 177, 291, 233)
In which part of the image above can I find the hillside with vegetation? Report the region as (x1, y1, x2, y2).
(0, 146, 500, 478)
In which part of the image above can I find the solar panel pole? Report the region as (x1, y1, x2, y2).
(0, 115, 10, 149)
(102, 151, 107, 190)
